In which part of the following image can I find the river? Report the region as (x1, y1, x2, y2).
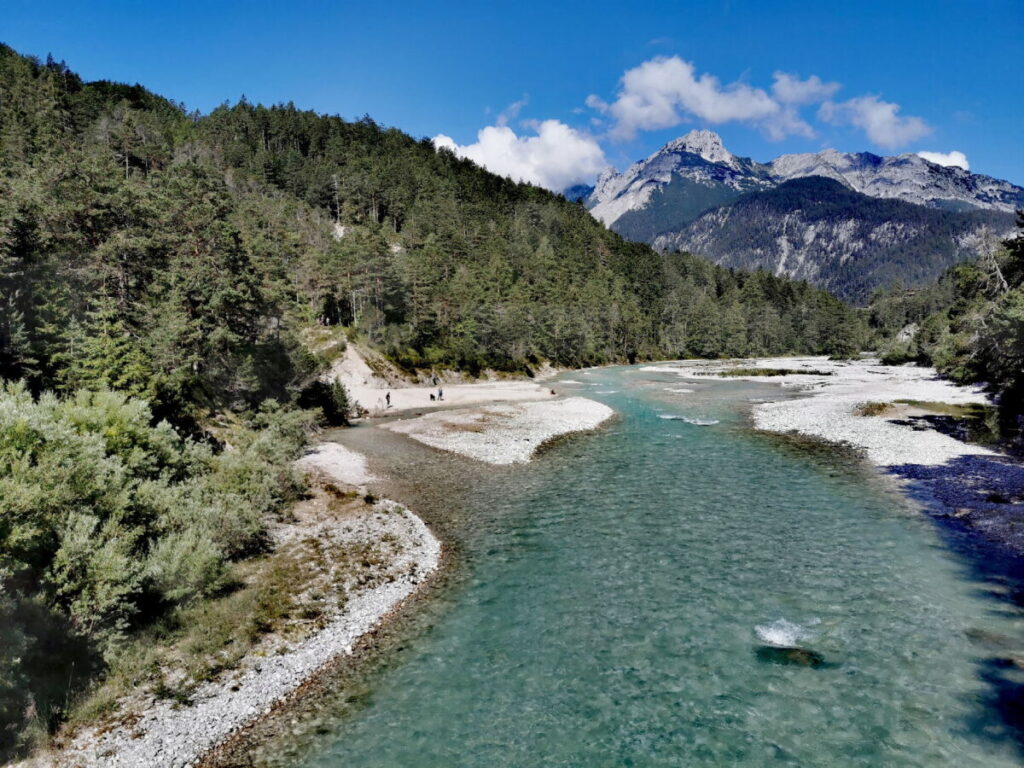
(270, 365, 1024, 766)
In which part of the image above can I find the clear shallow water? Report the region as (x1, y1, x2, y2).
(300, 366, 1024, 766)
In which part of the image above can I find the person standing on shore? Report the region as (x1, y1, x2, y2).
(386, 391, 391, 408)
(438, 388, 443, 401)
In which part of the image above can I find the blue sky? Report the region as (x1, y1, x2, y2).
(4, 0, 1022, 186)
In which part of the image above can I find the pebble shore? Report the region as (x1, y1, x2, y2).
(382, 396, 615, 464)
(651, 356, 1024, 556)
(649, 357, 995, 467)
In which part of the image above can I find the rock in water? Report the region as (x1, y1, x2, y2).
(755, 645, 828, 668)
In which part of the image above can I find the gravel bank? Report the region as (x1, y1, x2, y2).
(382, 396, 615, 464)
(649, 357, 1024, 557)
(326, 344, 555, 415)
(27, 450, 440, 768)
(295, 441, 377, 487)
(647, 357, 995, 467)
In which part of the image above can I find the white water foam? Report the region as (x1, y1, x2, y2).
(755, 618, 817, 648)
(664, 387, 695, 393)
(657, 414, 719, 425)
(596, 390, 619, 394)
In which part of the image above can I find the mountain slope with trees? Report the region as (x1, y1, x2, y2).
(654, 177, 1012, 304)
(0, 42, 867, 757)
(868, 214, 1024, 441)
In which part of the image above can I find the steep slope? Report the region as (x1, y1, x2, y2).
(653, 177, 1013, 303)
(0, 42, 870, 403)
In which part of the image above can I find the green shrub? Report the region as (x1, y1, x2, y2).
(0, 382, 311, 750)
(298, 380, 350, 426)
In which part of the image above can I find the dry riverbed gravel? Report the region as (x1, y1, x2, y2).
(382, 396, 615, 464)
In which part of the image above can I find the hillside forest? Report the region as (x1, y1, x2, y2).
(0, 43, 1019, 757)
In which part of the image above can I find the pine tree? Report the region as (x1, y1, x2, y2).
(60, 294, 153, 398)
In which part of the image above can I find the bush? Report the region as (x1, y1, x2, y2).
(0, 572, 29, 752)
(0, 382, 310, 749)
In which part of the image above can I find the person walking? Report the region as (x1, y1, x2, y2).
(385, 391, 391, 408)
(437, 387, 443, 401)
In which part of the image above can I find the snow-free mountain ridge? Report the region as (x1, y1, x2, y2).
(583, 130, 1022, 302)
(588, 130, 1024, 230)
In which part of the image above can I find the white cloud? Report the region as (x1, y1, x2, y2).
(587, 56, 821, 141)
(771, 72, 840, 105)
(433, 120, 606, 191)
(916, 150, 969, 170)
(496, 97, 527, 127)
(819, 95, 930, 149)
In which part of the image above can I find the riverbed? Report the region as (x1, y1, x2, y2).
(245, 365, 1024, 767)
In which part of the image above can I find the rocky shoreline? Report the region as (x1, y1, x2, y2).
(23, 388, 617, 767)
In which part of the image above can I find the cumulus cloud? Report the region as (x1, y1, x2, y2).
(819, 95, 930, 149)
(771, 72, 840, 105)
(433, 120, 606, 191)
(587, 56, 834, 142)
(585, 56, 933, 151)
(917, 150, 969, 170)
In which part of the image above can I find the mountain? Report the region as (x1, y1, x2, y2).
(589, 130, 773, 241)
(589, 130, 1024, 231)
(584, 130, 1023, 300)
(768, 150, 1024, 213)
(562, 183, 594, 203)
(652, 177, 1012, 303)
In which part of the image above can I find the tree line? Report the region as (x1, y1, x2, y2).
(869, 214, 1024, 442)
(0, 42, 867, 755)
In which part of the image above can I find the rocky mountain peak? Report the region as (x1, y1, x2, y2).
(661, 129, 735, 166)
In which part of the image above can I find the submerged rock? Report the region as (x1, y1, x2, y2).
(755, 645, 828, 668)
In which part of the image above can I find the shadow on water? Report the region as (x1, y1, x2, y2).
(887, 453, 1024, 754)
(753, 645, 833, 669)
(751, 423, 1024, 757)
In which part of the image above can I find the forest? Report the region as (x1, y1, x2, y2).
(868, 212, 1024, 442)
(0, 42, 866, 755)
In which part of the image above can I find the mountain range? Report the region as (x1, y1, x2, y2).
(579, 130, 1022, 301)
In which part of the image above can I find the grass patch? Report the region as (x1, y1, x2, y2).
(893, 400, 984, 417)
(67, 549, 316, 728)
(718, 367, 834, 377)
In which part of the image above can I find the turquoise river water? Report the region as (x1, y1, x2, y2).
(288, 365, 1024, 767)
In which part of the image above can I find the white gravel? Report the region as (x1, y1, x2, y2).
(650, 357, 996, 467)
(29, 458, 440, 768)
(382, 396, 615, 464)
(295, 441, 377, 486)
